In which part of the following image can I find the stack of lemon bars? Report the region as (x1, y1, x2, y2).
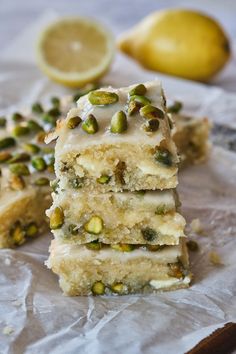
(46, 80, 192, 296)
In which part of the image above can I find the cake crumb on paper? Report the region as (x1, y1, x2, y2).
(190, 218, 204, 234)
(2, 326, 14, 335)
(209, 251, 223, 265)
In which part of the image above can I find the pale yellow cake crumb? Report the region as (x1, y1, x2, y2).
(209, 251, 223, 265)
(190, 218, 204, 234)
(2, 326, 14, 335)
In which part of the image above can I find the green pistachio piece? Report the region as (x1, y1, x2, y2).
(47, 164, 54, 174)
(88, 90, 119, 105)
(127, 100, 141, 116)
(0, 151, 12, 163)
(34, 177, 50, 186)
(10, 221, 25, 246)
(187, 240, 199, 252)
(97, 175, 111, 184)
(129, 95, 151, 106)
(167, 101, 183, 114)
(42, 113, 57, 126)
(155, 204, 166, 215)
(140, 105, 164, 119)
(82, 114, 99, 134)
(27, 120, 44, 132)
(68, 224, 79, 235)
(135, 190, 146, 197)
(67, 116, 82, 129)
(12, 112, 24, 122)
(168, 262, 184, 279)
(36, 131, 47, 143)
(143, 119, 159, 132)
(73, 83, 99, 102)
(31, 157, 47, 171)
(111, 282, 128, 294)
(48, 107, 61, 117)
(25, 222, 38, 237)
(84, 216, 103, 235)
(154, 149, 172, 166)
(146, 244, 162, 252)
(92, 281, 105, 295)
(69, 177, 84, 189)
(8, 153, 30, 164)
(86, 240, 102, 250)
(42, 147, 54, 154)
(50, 207, 64, 230)
(12, 125, 30, 137)
(110, 111, 128, 134)
(141, 227, 158, 242)
(129, 84, 147, 96)
(111, 244, 134, 252)
(51, 179, 59, 193)
(9, 175, 25, 190)
(51, 96, 60, 108)
(0, 137, 16, 150)
(32, 102, 44, 114)
(9, 163, 30, 176)
(0, 117, 7, 128)
(23, 143, 40, 154)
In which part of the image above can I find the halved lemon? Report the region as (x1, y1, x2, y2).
(36, 17, 115, 87)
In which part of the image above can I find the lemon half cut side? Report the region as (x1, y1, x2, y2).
(36, 17, 115, 87)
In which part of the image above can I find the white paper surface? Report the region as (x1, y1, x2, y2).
(1, 12, 236, 354)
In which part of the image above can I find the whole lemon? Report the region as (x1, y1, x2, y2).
(118, 9, 231, 81)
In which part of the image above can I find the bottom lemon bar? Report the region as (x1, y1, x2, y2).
(47, 238, 191, 296)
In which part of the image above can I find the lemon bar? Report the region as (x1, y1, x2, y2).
(48, 81, 179, 193)
(47, 238, 191, 296)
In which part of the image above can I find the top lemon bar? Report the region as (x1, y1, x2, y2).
(50, 81, 179, 192)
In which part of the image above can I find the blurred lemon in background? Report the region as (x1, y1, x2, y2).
(36, 17, 114, 87)
(118, 9, 231, 82)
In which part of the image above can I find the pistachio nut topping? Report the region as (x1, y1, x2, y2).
(84, 215, 103, 235)
(129, 84, 147, 97)
(0, 151, 12, 163)
(32, 102, 44, 114)
(31, 157, 47, 171)
(146, 244, 162, 252)
(0, 137, 16, 150)
(92, 281, 105, 295)
(127, 100, 141, 116)
(110, 111, 128, 134)
(42, 113, 57, 127)
(9, 163, 30, 176)
(142, 119, 159, 132)
(23, 143, 40, 154)
(167, 101, 183, 114)
(0, 117, 7, 127)
(51, 179, 59, 193)
(111, 282, 128, 294)
(68, 224, 79, 235)
(12, 125, 30, 137)
(9, 175, 25, 190)
(82, 114, 99, 134)
(111, 244, 134, 252)
(140, 105, 164, 120)
(88, 90, 119, 105)
(27, 120, 44, 133)
(50, 207, 64, 230)
(129, 95, 151, 106)
(12, 112, 24, 122)
(96, 175, 111, 184)
(51, 96, 60, 108)
(47, 107, 61, 117)
(155, 204, 166, 215)
(155, 148, 172, 166)
(67, 116, 82, 129)
(34, 177, 50, 186)
(86, 240, 102, 250)
(8, 153, 30, 164)
(25, 222, 38, 237)
(10, 222, 25, 246)
(141, 227, 158, 242)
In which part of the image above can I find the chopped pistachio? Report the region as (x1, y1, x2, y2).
(42, 147, 54, 155)
(73, 83, 99, 102)
(25, 222, 38, 237)
(0, 117, 6, 128)
(82, 114, 99, 134)
(111, 282, 128, 294)
(10, 222, 25, 246)
(32, 102, 44, 114)
(88, 90, 119, 105)
(168, 262, 184, 279)
(86, 240, 102, 250)
(36, 131, 46, 143)
(51, 96, 60, 108)
(0, 151, 12, 163)
(23, 143, 40, 154)
(47, 107, 61, 117)
(69, 177, 84, 189)
(84, 216, 103, 235)
(129, 95, 151, 106)
(51, 179, 59, 193)
(9, 163, 30, 176)
(47, 164, 54, 173)
(8, 153, 30, 164)
(167, 101, 183, 114)
(42, 113, 57, 127)
(187, 240, 199, 252)
(143, 119, 159, 132)
(50, 207, 64, 230)
(12, 125, 30, 137)
(140, 105, 164, 119)
(68, 224, 79, 235)
(34, 177, 50, 186)
(92, 281, 105, 295)
(9, 175, 25, 190)
(12, 112, 24, 122)
(111, 111, 128, 134)
(0, 137, 16, 150)
(27, 120, 44, 132)
(67, 116, 82, 129)
(31, 157, 47, 171)
(146, 244, 162, 252)
(97, 175, 111, 184)
(127, 100, 141, 116)
(155, 204, 166, 215)
(111, 244, 134, 252)
(129, 84, 147, 96)
(154, 149, 172, 166)
(135, 190, 146, 197)
(141, 227, 158, 242)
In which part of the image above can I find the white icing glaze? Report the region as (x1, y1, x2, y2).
(150, 275, 191, 289)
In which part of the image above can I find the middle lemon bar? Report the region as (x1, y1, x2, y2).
(47, 189, 185, 245)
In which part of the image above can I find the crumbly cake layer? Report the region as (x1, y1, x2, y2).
(47, 238, 191, 295)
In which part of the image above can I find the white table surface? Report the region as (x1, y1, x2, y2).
(1, 0, 236, 92)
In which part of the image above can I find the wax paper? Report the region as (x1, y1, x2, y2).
(0, 12, 236, 354)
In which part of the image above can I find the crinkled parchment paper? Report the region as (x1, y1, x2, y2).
(0, 12, 236, 354)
